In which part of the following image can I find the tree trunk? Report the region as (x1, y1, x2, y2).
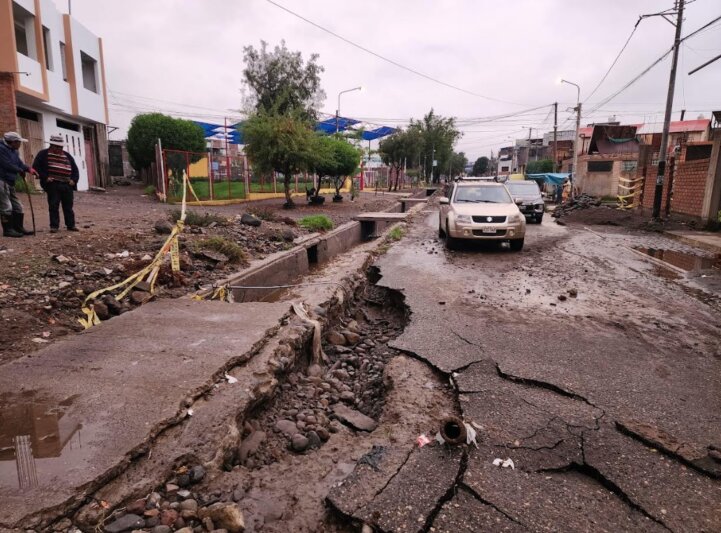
(284, 171, 294, 208)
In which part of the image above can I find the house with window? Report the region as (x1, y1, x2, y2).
(0, 0, 109, 190)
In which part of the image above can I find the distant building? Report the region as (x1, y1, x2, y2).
(0, 0, 110, 189)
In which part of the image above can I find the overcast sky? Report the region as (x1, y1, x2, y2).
(57, 0, 721, 160)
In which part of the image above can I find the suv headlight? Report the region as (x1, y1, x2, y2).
(509, 213, 523, 223)
(535, 203, 544, 211)
(455, 214, 472, 224)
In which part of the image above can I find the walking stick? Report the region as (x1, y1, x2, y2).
(20, 175, 36, 235)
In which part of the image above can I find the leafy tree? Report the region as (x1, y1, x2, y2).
(410, 109, 461, 183)
(450, 151, 468, 178)
(242, 40, 325, 121)
(472, 156, 490, 176)
(315, 136, 361, 200)
(379, 128, 422, 191)
(243, 111, 317, 207)
(526, 159, 554, 174)
(127, 113, 206, 170)
(127, 113, 206, 190)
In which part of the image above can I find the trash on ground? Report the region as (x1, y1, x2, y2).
(493, 457, 515, 469)
(464, 421, 478, 447)
(225, 373, 238, 384)
(417, 434, 432, 447)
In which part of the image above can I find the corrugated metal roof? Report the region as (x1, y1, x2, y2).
(636, 119, 710, 135)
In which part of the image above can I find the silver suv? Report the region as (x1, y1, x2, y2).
(439, 180, 526, 251)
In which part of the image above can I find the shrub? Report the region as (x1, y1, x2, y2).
(169, 209, 227, 227)
(388, 226, 405, 241)
(298, 214, 333, 232)
(14, 178, 37, 194)
(247, 205, 277, 221)
(195, 236, 248, 264)
(144, 185, 156, 196)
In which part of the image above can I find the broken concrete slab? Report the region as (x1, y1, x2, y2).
(330, 444, 463, 532)
(431, 486, 526, 532)
(0, 299, 289, 529)
(583, 424, 721, 532)
(463, 446, 667, 532)
(332, 404, 378, 432)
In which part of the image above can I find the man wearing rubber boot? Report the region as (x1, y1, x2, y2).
(33, 134, 79, 233)
(0, 131, 38, 238)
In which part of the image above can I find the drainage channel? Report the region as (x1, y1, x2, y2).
(38, 245, 456, 533)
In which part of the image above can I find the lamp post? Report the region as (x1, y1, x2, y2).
(561, 78, 581, 199)
(336, 86, 363, 134)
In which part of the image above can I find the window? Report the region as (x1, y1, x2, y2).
(80, 52, 98, 93)
(16, 107, 39, 121)
(14, 20, 28, 56)
(622, 160, 637, 172)
(685, 144, 712, 161)
(501, 166, 509, 172)
(59, 42, 68, 81)
(587, 160, 613, 172)
(651, 152, 659, 166)
(56, 118, 80, 131)
(12, 3, 36, 58)
(42, 26, 52, 70)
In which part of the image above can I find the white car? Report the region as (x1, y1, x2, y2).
(439, 180, 526, 251)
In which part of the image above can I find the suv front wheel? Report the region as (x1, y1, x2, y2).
(445, 222, 459, 250)
(510, 238, 524, 251)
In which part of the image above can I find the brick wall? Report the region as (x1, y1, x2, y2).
(670, 144, 711, 218)
(0, 73, 18, 135)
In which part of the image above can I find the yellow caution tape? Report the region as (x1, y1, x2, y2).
(78, 173, 201, 329)
(192, 285, 232, 302)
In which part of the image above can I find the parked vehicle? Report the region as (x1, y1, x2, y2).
(438, 179, 526, 251)
(505, 180, 545, 223)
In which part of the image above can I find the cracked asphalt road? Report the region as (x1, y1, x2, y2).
(330, 206, 721, 532)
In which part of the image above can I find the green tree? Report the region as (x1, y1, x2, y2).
(127, 113, 206, 170)
(379, 128, 422, 191)
(472, 156, 490, 176)
(526, 159, 554, 174)
(243, 111, 317, 207)
(242, 40, 325, 121)
(315, 136, 361, 200)
(411, 109, 461, 183)
(449, 151, 468, 178)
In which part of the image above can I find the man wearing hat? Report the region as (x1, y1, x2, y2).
(33, 134, 80, 233)
(0, 131, 38, 237)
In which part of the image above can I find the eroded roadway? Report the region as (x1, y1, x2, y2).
(329, 207, 721, 532)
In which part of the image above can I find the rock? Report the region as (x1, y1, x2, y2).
(177, 474, 191, 487)
(274, 419, 297, 437)
(125, 499, 147, 515)
(558, 294, 567, 301)
(53, 518, 72, 531)
(177, 489, 192, 499)
(198, 503, 245, 533)
(306, 430, 322, 449)
(152, 526, 171, 533)
(326, 331, 347, 346)
(189, 464, 206, 484)
(105, 514, 145, 533)
(291, 433, 310, 452)
(316, 427, 330, 441)
(175, 528, 193, 533)
(342, 331, 361, 344)
(155, 219, 174, 234)
(53, 255, 70, 263)
(568, 288, 578, 297)
(238, 431, 266, 463)
(135, 280, 152, 292)
(308, 364, 323, 377)
(340, 391, 355, 403)
(160, 509, 178, 526)
(281, 229, 295, 242)
(199, 250, 229, 263)
(93, 301, 110, 321)
(58, 281, 71, 289)
(240, 213, 262, 227)
(180, 499, 198, 513)
(332, 404, 378, 432)
(130, 291, 149, 305)
(202, 517, 215, 531)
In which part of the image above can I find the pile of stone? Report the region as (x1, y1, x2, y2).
(99, 465, 245, 533)
(552, 194, 602, 218)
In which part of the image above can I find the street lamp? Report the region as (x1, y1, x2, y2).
(560, 78, 581, 199)
(336, 86, 363, 134)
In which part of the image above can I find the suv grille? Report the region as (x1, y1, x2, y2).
(472, 216, 506, 223)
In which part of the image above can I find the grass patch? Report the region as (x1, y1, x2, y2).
(388, 226, 406, 241)
(144, 185, 156, 196)
(195, 236, 247, 264)
(14, 178, 38, 194)
(247, 205, 277, 221)
(298, 214, 334, 232)
(169, 209, 227, 227)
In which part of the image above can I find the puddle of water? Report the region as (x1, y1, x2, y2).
(635, 247, 721, 272)
(0, 398, 94, 491)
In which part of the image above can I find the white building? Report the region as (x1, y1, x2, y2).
(0, 0, 109, 190)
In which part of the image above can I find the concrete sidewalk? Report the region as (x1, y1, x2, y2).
(666, 229, 721, 253)
(0, 299, 289, 528)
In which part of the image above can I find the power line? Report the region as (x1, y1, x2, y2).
(264, 0, 530, 106)
(583, 21, 640, 103)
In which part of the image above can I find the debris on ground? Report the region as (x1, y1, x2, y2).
(551, 194, 602, 219)
(492, 457, 515, 469)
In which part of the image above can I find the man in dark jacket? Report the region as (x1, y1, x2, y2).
(0, 131, 38, 237)
(33, 134, 80, 233)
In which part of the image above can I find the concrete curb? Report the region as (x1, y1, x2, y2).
(664, 230, 721, 254)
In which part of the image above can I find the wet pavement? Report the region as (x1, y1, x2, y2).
(331, 206, 721, 531)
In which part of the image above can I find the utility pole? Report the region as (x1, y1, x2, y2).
(553, 102, 558, 172)
(431, 143, 435, 183)
(573, 102, 581, 199)
(652, 0, 684, 219)
(526, 128, 532, 173)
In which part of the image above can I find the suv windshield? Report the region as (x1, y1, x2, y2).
(506, 181, 540, 195)
(454, 185, 511, 204)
